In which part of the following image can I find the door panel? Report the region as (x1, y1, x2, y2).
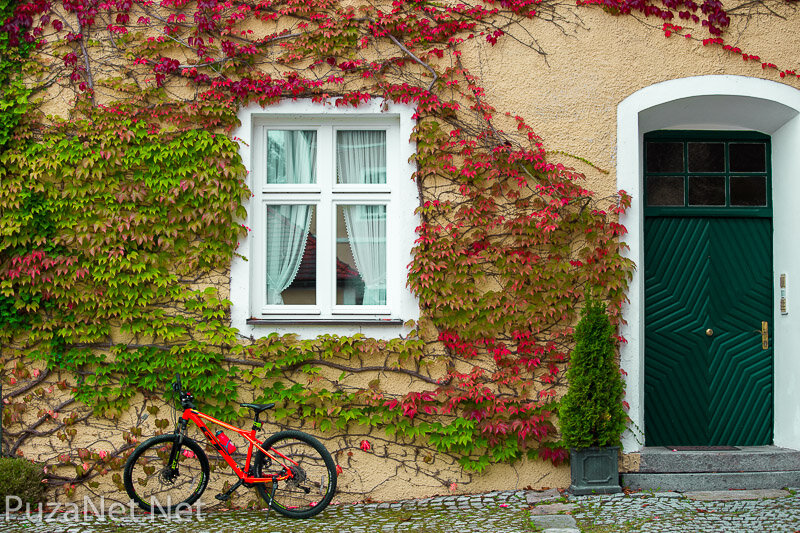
(706, 218, 773, 445)
(644, 217, 773, 446)
(644, 218, 711, 446)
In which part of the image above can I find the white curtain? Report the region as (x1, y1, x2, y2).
(267, 130, 316, 184)
(337, 131, 387, 305)
(336, 130, 386, 185)
(265, 131, 316, 304)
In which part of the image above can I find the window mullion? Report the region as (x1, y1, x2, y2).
(252, 126, 266, 316)
(317, 125, 334, 318)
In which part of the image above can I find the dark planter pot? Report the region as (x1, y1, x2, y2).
(569, 446, 622, 495)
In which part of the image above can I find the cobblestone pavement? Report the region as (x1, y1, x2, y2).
(1, 491, 530, 533)
(570, 489, 800, 533)
(2, 489, 800, 532)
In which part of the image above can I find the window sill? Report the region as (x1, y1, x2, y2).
(246, 318, 405, 326)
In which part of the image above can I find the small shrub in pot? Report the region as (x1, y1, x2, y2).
(559, 298, 626, 494)
(0, 457, 46, 511)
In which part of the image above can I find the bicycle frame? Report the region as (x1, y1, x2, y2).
(178, 408, 298, 484)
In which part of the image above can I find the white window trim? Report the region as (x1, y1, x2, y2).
(230, 99, 420, 340)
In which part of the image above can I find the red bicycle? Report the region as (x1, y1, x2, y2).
(123, 374, 337, 519)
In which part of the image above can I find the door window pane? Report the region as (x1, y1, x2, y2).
(730, 176, 767, 206)
(688, 142, 724, 172)
(729, 143, 766, 172)
(336, 131, 386, 184)
(646, 142, 684, 172)
(336, 205, 386, 305)
(646, 176, 684, 206)
(267, 130, 317, 184)
(689, 176, 725, 206)
(266, 205, 316, 305)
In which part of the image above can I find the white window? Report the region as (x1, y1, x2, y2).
(231, 100, 419, 338)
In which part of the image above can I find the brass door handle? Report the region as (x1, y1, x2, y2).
(761, 321, 769, 350)
(705, 328, 714, 337)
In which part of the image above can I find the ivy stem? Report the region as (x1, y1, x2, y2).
(3, 368, 50, 401)
(384, 31, 438, 92)
(9, 398, 76, 456)
(224, 357, 442, 385)
(78, 27, 96, 105)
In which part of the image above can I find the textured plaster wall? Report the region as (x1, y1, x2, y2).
(455, 3, 800, 472)
(468, 5, 800, 196)
(317, 5, 800, 489)
(14, 1, 800, 499)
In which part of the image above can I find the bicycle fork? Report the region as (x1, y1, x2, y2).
(166, 424, 187, 477)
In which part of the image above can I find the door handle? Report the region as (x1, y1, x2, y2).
(761, 321, 769, 350)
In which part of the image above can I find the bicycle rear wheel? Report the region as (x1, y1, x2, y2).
(253, 430, 337, 518)
(123, 434, 210, 513)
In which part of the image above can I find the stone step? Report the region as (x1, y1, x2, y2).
(621, 471, 800, 492)
(637, 446, 800, 473)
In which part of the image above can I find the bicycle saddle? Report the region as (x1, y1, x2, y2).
(240, 402, 275, 414)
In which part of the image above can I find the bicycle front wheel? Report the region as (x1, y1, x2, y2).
(253, 430, 337, 518)
(123, 434, 210, 513)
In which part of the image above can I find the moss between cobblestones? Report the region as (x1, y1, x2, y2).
(0, 492, 538, 533)
(572, 492, 800, 533)
(528, 514, 544, 532)
(572, 496, 676, 532)
(4, 491, 800, 533)
(575, 514, 655, 532)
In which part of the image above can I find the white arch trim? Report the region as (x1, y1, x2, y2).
(617, 75, 800, 452)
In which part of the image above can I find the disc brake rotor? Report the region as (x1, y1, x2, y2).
(159, 467, 179, 484)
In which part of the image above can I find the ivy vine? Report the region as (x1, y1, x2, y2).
(0, 0, 796, 502)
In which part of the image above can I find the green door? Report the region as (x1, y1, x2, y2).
(644, 217, 773, 445)
(643, 132, 773, 447)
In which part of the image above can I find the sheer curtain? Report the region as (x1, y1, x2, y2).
(265, 131, 316, 305)
(337, 131, 387, 305)
(267, 130, 316, 185)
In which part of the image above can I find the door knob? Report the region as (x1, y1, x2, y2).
(705, 328, 714, 336)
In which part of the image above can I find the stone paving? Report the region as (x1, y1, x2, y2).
(569, 488, 800, 533)
(0, 491, 532, 533)
(1, 488, 799, 532)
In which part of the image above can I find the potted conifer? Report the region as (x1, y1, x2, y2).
(559, 297, 626, 495)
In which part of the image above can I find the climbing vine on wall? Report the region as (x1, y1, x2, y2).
(0, 0, 797, 501)
(0, 0, 33, 150)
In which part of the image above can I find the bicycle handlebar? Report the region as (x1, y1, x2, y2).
(172, 373, 195, 410)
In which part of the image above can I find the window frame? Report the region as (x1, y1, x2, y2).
(230, 100, 420, 336)
(643, 130, 772, 218)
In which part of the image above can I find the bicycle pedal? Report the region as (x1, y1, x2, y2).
(214, 493, 230, 502)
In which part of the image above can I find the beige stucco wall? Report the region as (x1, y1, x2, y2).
(10, 0, 800, 503)
(467, 4, 800, 198)
(461, 3, 800, 477)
